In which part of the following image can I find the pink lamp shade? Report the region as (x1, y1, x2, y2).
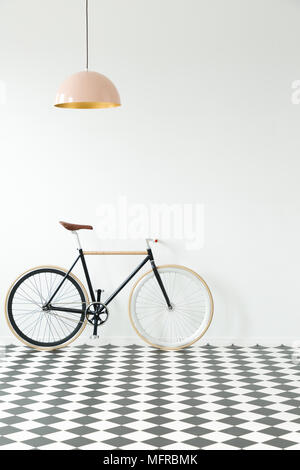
(54, 70, 121, 108)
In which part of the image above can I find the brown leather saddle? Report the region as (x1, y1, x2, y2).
(59, 221, 93, 231)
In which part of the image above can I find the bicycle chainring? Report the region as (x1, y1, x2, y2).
(85, 302, 109, 326)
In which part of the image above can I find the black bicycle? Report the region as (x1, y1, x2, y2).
(5, 221, 213, 351)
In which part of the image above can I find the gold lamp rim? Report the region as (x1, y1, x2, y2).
(54, 101, 121, 109)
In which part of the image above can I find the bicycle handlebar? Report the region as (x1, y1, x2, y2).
(145, 238, 158, 249)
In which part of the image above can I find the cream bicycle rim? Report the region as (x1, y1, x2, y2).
(129, 265, 213, 350)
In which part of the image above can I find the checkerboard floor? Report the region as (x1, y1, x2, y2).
(0, 344, 299, 450)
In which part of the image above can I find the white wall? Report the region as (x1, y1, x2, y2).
(1, 0, 300, 346)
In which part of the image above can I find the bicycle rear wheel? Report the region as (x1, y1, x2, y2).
(129, 265, 213, 350)
(5, 266, 88, 350)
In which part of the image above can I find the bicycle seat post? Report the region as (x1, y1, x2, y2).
(72, 231, 82, 250)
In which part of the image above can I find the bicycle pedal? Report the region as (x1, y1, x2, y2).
(90, 335, 99, 340)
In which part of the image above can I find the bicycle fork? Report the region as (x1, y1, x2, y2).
(147, 249, 173, 310)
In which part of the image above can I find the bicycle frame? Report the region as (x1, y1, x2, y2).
(45, 247, 172, 315)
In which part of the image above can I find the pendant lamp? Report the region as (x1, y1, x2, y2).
(54, 0, 121, 109)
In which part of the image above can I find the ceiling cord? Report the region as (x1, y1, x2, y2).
(85, 0, 89, 70)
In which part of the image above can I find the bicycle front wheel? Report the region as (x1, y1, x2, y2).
(5, 266, 88, 350)
(129, 265, 213, 350)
